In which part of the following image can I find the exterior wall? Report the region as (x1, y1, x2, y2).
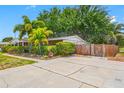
(48, 40, 63, 45)
(14, 40, 63, 46)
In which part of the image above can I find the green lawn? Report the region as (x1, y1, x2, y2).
(119, 47, 124, 53)
(119, 47, 124, 55)
(0, 54, 35, 70)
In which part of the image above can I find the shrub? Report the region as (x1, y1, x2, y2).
(50, 46, 57, 55)
(23, 46, 30, 53)
(29, 46, 37, 54)
(30, 45, 56, 56)
(40, 45, 57, 56)
(7, 46, 24, 54)
(1, 45, 12, 52)
(56, 42, 75, 56)
(1, 45, 26, 54)
(1, 42, 75, 57)
(30, 46, 48, 55)
(1, 45, 55, 55)
(39, 46, 48, 55)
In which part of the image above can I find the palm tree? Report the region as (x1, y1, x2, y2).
(28, 27, 53, 54)
(106, 23, 124, 44)
(114, 23, 124, 45)
(13, 15, 45, 40)
(13, 24, 25, 40)
(13, 16, 32, 39)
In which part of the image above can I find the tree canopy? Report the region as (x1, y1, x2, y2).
(37, 5, 124, 44)
(28, 27, 53, 46)
(13, 5, 124, 45)
(2, 37, 13, 42)
(13, 16, 46, 40)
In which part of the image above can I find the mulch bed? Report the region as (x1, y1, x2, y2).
(12, 53, 42, 59)
(108, 53, 124, 62)
(8, 53, 61, 60)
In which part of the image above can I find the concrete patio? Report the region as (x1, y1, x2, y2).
(0, 55, 124, 88)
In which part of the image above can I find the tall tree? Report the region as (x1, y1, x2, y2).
(110, 23, 124, 45)
(13, 15, 45, 40)
(2, 37, 13, 42)
(37, 7, 62, 37)
(37, 5, 123, 44)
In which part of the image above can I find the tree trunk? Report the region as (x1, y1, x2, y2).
(39, 43, 41, 55)
(29, 43, 32, 53)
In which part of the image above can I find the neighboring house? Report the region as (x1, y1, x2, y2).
(0, 42, 11, 50)
(2, 35, 88, 46)
(0, 42, 11, 46)
(11, 38, 28, 46)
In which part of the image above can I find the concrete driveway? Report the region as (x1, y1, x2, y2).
(0, 55, 124, 88)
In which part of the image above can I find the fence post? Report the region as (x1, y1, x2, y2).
(102, 44, 106, 57)
(91, 44, 94, 56)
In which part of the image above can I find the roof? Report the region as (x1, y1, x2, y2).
(0, 42, 10, 45)
(11, 39, 28, 43)
(10, 35, 89, 45)
(48, 35, 89, 44)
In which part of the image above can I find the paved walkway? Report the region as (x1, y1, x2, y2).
(1, 54, 124, 88)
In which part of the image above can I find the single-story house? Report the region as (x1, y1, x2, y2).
(0, 42, 11, 46)
(11, 39, 28, 46)
(1, 35, 88, 46)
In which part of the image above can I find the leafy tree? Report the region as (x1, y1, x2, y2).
(2, 37, 13, 42)
(14, 5, 124, 45)
(37, 5, 123, 44)
(37, 7, 61, 37)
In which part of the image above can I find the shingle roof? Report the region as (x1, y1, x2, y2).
(10, 35, 89, 45)
(0, 42, 10, 45)
(48, 35, 89, 44)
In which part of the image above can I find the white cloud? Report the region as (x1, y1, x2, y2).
(110, 16, 116, 23)
(26, 5, 36, 10)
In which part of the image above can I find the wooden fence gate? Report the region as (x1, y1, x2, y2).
(75, 44, 119, 57)
(75, 44, 90, 55)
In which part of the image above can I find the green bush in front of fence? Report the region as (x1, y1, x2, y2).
(56, 42, 75, 56)
(1, 45, 57, 56)
(1, 41, 76, 56)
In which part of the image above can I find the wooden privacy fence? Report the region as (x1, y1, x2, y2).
(75, 44, 119, 57)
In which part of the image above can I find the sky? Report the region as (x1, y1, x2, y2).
(0, 5, 124, 41)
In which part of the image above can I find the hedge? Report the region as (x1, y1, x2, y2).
(1, 42, 75, 56)
(56, 42, 75, 56)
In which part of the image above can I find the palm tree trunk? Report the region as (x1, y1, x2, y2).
(39, 43, 41, 55)
(29, 43, 32, 53)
